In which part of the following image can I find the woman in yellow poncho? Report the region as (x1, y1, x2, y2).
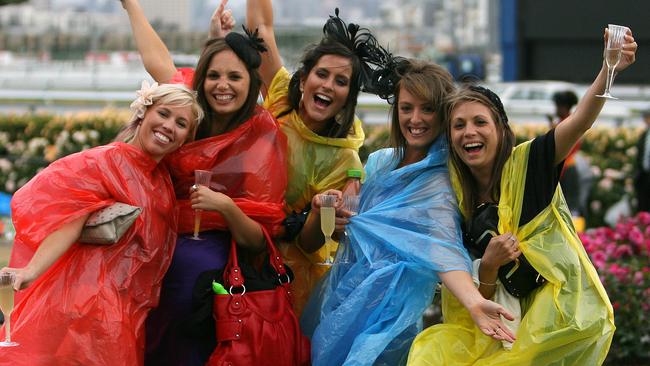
(408, 28, 637, 365)
(248, 2, 386, 314)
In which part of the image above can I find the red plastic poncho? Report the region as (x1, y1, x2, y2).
(165, 105, 288, 237)
(0, 143, 178, 366)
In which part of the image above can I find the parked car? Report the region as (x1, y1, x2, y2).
(487, 81, 646, 126)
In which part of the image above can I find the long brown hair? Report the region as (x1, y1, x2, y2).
(278, 39, 362, 138)
(389, 60, 455, 162)
(444, 86, 515, 217)
(192, 38, 262, 139)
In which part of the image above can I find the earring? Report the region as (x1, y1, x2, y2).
(334, 110, 345, 125)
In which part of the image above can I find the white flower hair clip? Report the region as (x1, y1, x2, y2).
(130, 80, 159, 119)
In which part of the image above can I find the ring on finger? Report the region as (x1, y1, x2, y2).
(191, 184, 199, 192)
(509, 235, 516, 243)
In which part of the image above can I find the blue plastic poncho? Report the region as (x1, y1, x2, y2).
(301, 137, 472, 366)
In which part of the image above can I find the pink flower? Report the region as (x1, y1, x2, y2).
(638, 211, 650, 226)
(614, 245, 634, 258)
(633, 271, 645, 285)
(605, 243, 617, 256)
(629, 227, 645, 246)
(608, 263, 630, 282)
(591, 251, 607, 269)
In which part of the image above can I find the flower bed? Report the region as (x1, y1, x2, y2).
(0, 110, 127, 193)
(580, 212, 650, 364)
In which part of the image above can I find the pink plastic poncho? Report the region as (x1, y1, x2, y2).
(168, 69, 288, 237)
(165, 106, 288, 237)
(0, 143, 178, 366)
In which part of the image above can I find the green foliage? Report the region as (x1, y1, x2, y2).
(0, 110, 128, 193)
(0, 0, 27, 6)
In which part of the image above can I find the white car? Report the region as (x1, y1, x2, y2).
(488, 81, 646, 126)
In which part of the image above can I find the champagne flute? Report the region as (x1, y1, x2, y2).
(318, 194, 337, 265)
(336, 195, 360, 264)
(343, 195, 360, 216)
(596, 24, 628, 100)
(190, 170, 213, 241)
(0, 272, 18, 347)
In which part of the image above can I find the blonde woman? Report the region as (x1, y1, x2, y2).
(0, 83, 203, 366)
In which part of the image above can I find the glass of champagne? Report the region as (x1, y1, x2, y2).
(318, 194, 337, 265)
(190, 169, 213, 241)
(0, 272, 18, 347)
(596, 24, 628, 100)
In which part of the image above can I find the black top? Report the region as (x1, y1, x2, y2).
(519, 129, 565, 226)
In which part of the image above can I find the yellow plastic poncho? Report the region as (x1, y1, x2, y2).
(408, 141, 615, 366)
(264, 67, 365, 315)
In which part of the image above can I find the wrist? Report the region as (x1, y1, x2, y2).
(479, 258, 498, 274)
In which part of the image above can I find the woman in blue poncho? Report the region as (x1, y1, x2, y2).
(300, 59, 516, 366)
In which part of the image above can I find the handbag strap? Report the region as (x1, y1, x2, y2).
(224, 225, 289, 292)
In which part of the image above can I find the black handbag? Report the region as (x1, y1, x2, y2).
(465, 203, 546, 298)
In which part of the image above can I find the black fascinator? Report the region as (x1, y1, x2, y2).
(225, 25, 268, 69)
(322, 8, 390, 93)
(365, 54, 410, 104)
(468, 85, 509, 124)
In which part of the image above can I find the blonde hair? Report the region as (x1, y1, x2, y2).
(116, 83, 204, 143)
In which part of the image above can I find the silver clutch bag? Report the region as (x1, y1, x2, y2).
(80, 202, 142, 245)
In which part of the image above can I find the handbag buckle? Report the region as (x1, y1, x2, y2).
(278, 273, 291, 285)
(229, 284, 246, 296)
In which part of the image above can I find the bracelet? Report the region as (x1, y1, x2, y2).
(479, 280, 497, 286)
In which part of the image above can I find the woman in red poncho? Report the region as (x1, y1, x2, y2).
(0, 83, 204, 366)
(122, 1, 288, 364)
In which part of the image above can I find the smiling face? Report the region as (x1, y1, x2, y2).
(131, 102, 193, 162)
(203, 49, 250, 121)
(449, 101, 500, 177)
(397, 86, 440, 160)
(299, 54, 353, 131)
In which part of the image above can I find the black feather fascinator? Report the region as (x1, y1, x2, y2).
(322, 9, 413, 103)
(225, 25, 268, 69)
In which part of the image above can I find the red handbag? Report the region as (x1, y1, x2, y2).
(206, 227, 311, 366)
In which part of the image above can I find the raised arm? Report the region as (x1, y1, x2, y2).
(209, 0, 236, 39)
(246, 0, 283, 94)
(554, 29, 637, 164)
(121, 0, 177, 83)
(2, 214, 88, 290)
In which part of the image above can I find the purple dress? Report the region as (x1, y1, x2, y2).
(145, 231, 230, 366)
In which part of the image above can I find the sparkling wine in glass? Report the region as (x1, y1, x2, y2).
(318, 194, 337, 265)
(190, 170, 213, 240)
(0, 272, 18, 347)
(596, 24, 628, 100)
